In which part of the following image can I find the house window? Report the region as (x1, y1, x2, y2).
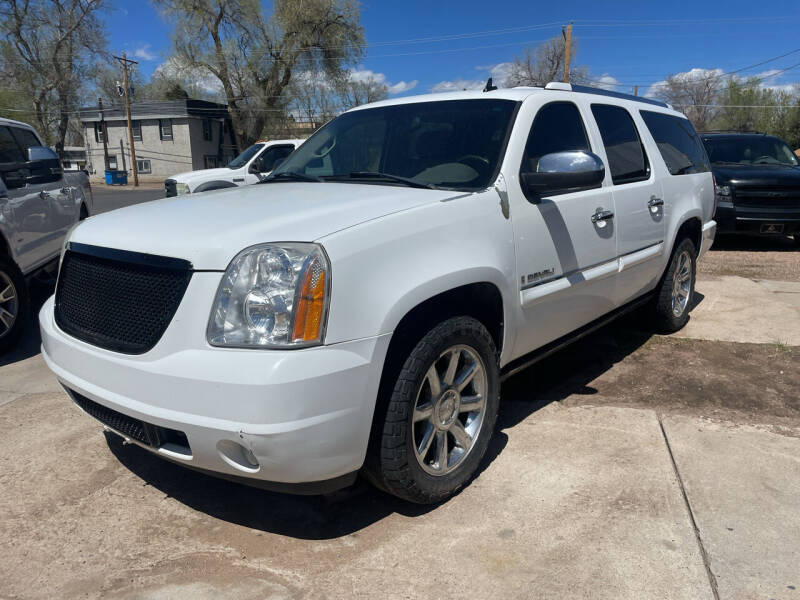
(202, 119, 212, 141)
(136, 159, 151, 174)
(108, 155, 117, 170)
(94, 122, 106, 143)
(132, 121, 142, 142)
(159, 119, 173, 141)
(204, 155, 219, 169)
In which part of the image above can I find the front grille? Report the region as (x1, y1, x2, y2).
(55, 243, 192, 354)
(70, 389, 189, 451)
(735, 187, 800, 210)
(164, 178, 177, 197)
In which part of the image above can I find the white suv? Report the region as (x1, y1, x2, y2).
(164, 139, 304, 196)
(40, 83, 716, 503)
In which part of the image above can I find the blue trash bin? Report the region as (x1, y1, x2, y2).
(104, 169, 128, 185)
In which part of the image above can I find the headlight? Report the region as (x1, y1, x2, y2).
(207, 243, 330, 348)
(175, 182, 190, 195)
(715, 184, 731, 197)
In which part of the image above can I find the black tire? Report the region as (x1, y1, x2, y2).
(653, 237, 696, 333)
(0, 255, 30, 355)
(366, 316, 500, 504)
(79, 203, 89, 220)
(793, 234, 800, 247)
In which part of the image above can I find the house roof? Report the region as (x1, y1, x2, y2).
(79, 99, 229, 123)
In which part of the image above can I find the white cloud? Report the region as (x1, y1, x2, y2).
(153, 57, 223, 95)
(132, 44, 157, 62)
(594, 74, 620, 91)
(644, 66, 799, 98)
(430, 78, 484, 93)
(347, 69, 416, 95)
(387, 80, 417, 94)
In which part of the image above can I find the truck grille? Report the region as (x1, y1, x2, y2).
(69, 389, 189, 451)
(734, 187, 800, 210)
(55, 243, 192, 354)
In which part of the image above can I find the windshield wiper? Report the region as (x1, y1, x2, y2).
(332, 171, 437, 190)
(262, 171, 323, 183)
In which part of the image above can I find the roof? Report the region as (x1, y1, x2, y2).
(79, 99, 230, 123)
(700, 132, 780, 141)
(349, 82, 678, 115)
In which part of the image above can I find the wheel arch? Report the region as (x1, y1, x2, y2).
(193, 180, 238, 193)
(671, 214, 703, 255)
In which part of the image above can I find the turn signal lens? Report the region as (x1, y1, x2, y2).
(291, 253, 328, 343)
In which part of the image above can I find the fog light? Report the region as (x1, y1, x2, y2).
(216, 439, 260, 472)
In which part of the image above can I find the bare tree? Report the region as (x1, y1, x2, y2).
(0, 0, 107, 152)
(659, 70, 721, 132)
(505, 35, 589, 87)
(153, 0, 364, 151)
(338, 74, 388, 109)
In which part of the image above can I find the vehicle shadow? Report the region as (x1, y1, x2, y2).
(0, 279, 53, 368)
(711, 234, 796, 252)
(103, 300, 689, 539)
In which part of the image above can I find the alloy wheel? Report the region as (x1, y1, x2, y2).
(412, 344, 487, 476)
(671, 250, 692, 317)
(0, 271, 18, 339)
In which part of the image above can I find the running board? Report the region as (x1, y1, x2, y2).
(500, 292, 655, 381)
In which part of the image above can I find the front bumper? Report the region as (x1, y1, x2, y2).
(715, 202, 800, 235)
(699, 219, 716, 259)
(39, 287, 390, 492)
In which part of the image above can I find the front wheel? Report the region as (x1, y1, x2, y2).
(367, 317, 500, 504)
(653, 238, 696, 333)
(0, 256, 29, 355)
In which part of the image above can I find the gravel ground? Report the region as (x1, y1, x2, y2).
(699, 234, 799, 281)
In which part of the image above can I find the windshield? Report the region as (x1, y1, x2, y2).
(228, 143, 265, 169)
(703, 136, 799, 167)
(270, 99, 519, 190)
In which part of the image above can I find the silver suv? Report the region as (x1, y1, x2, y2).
(0, 117, 90, 353)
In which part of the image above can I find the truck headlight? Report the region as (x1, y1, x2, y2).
(715, 184, 731, 197)
(175, 182, 190, 195)
(207, 243, 330, 348)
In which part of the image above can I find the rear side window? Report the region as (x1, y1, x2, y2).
(10, 126, 41, 153)
(591, 104, 650, 185)
(521, 102, 591, 173)
(640, 111, 710, 175)
(0, 126, 25, 163)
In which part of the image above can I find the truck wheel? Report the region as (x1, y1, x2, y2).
(653, 238, 696, 333)
(0, 256, 29, 354)
(368, 316, 499, 504)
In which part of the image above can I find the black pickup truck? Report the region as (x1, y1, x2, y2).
(701, 132, 800, 246)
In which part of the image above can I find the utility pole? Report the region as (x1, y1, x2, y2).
(563, 23, 573, 83)
(634, 85, 639, 96)
(98, 97, 110, 172)
(114, 52, 139, 186)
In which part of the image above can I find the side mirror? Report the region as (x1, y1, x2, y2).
(26, 146, 62, 185)
(248, 161, 261, 174)
(521, 151, 605, 202)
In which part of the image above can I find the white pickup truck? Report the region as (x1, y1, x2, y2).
(164, 139, 304, 196)
(41, 83, 715, 503)
(0, 117, 90, 353)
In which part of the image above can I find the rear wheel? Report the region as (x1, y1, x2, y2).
(653, 238, 696, 333)
(367, 316, 499, 504)
(0, 256, 29, 355)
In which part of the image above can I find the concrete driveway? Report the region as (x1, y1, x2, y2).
(1, 256, 799, 598)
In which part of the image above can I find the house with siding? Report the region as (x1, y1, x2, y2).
(79, 99, 236, 182)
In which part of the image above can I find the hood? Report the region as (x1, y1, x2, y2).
(168, 167, 238, 185)
(70, 182, 463, 269)
(712, 163, 800, 187)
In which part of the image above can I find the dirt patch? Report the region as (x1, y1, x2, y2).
(501, 320, 800, 433)
(699, 234, 799, 281)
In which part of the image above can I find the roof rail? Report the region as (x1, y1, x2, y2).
(698, 130, 765, 135)
(545, 82, 669, 108)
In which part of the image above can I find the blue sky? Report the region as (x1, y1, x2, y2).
(109, 0, 800, 100)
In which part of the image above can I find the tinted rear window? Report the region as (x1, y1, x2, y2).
(591, 104, 650, 185)
(640, 111, 710, 175)
(10, 126, 41, 153)
(0, 126, 25, 163)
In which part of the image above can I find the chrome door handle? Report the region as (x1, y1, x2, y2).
(648, 195, 664, 212)
(39, 190, 51, 200)
(591, 208, 615, 224)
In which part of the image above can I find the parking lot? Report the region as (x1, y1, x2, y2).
(1, 204, 798, 599)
